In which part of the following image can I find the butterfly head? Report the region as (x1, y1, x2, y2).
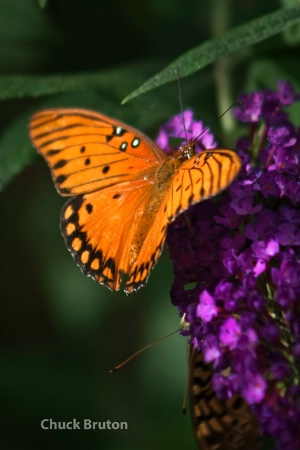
(176, 139, 196, 161)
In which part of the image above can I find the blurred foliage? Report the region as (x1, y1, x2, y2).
(1, 0, 300, 449)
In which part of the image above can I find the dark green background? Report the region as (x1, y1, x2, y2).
(1, 0, 300, 449)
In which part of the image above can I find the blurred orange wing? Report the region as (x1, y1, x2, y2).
(190, 350, 262, 450)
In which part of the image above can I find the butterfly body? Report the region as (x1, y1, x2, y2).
(29, 108, 241, 293)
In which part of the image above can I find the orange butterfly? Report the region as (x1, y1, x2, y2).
(190, 350, 262, 450)
(29, 108, 241, 294)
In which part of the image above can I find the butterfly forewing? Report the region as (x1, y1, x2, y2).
(29, 108, 241, 293)
(190, 350, 262, 450)
(29, 109, 165, 195)
(166, 150, 241, 220)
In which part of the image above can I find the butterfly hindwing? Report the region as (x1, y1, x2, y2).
(61, 178, 169, 293)
(29, 108, 166, 196)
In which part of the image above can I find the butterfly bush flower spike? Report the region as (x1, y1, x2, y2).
(158, 82, 300, 449)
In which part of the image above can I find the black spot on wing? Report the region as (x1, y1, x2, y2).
(56, 174, 68, 185)
(53, 159, 67, 169)
(131, 137, 140, 148)
(61, 196, 118, 289)
(60, 187, 70, 195)
(120, 142, 128, 152)
(125, 238, 165, 294)
(86, 203, 93, 214)
(106, 126, 126, 143)
(47, 149, 62, 156)
(114, 126, 126, 137)
(175, 205, 182, 215)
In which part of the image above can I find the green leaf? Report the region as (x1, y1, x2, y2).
(122, 6, 300, 103)
(0, 85, 175, 192)
(0, 60, 164, 100)
(0, 112, 33, 191)
(0, 0, 57, 72)
(0, 92, 118, 191)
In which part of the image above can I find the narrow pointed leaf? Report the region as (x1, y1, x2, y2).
(122, 6, 300, 103)
(0, 61, 163, 100)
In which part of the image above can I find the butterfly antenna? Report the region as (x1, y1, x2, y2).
(109, 329, 180, 373)
(218, 100, 244, 121)
(176, 68, 188, 144)
(193, 99, 244, 145)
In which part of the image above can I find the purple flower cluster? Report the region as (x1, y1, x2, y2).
(156, 109, 217, 153)
(158, 81, 300, 449)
